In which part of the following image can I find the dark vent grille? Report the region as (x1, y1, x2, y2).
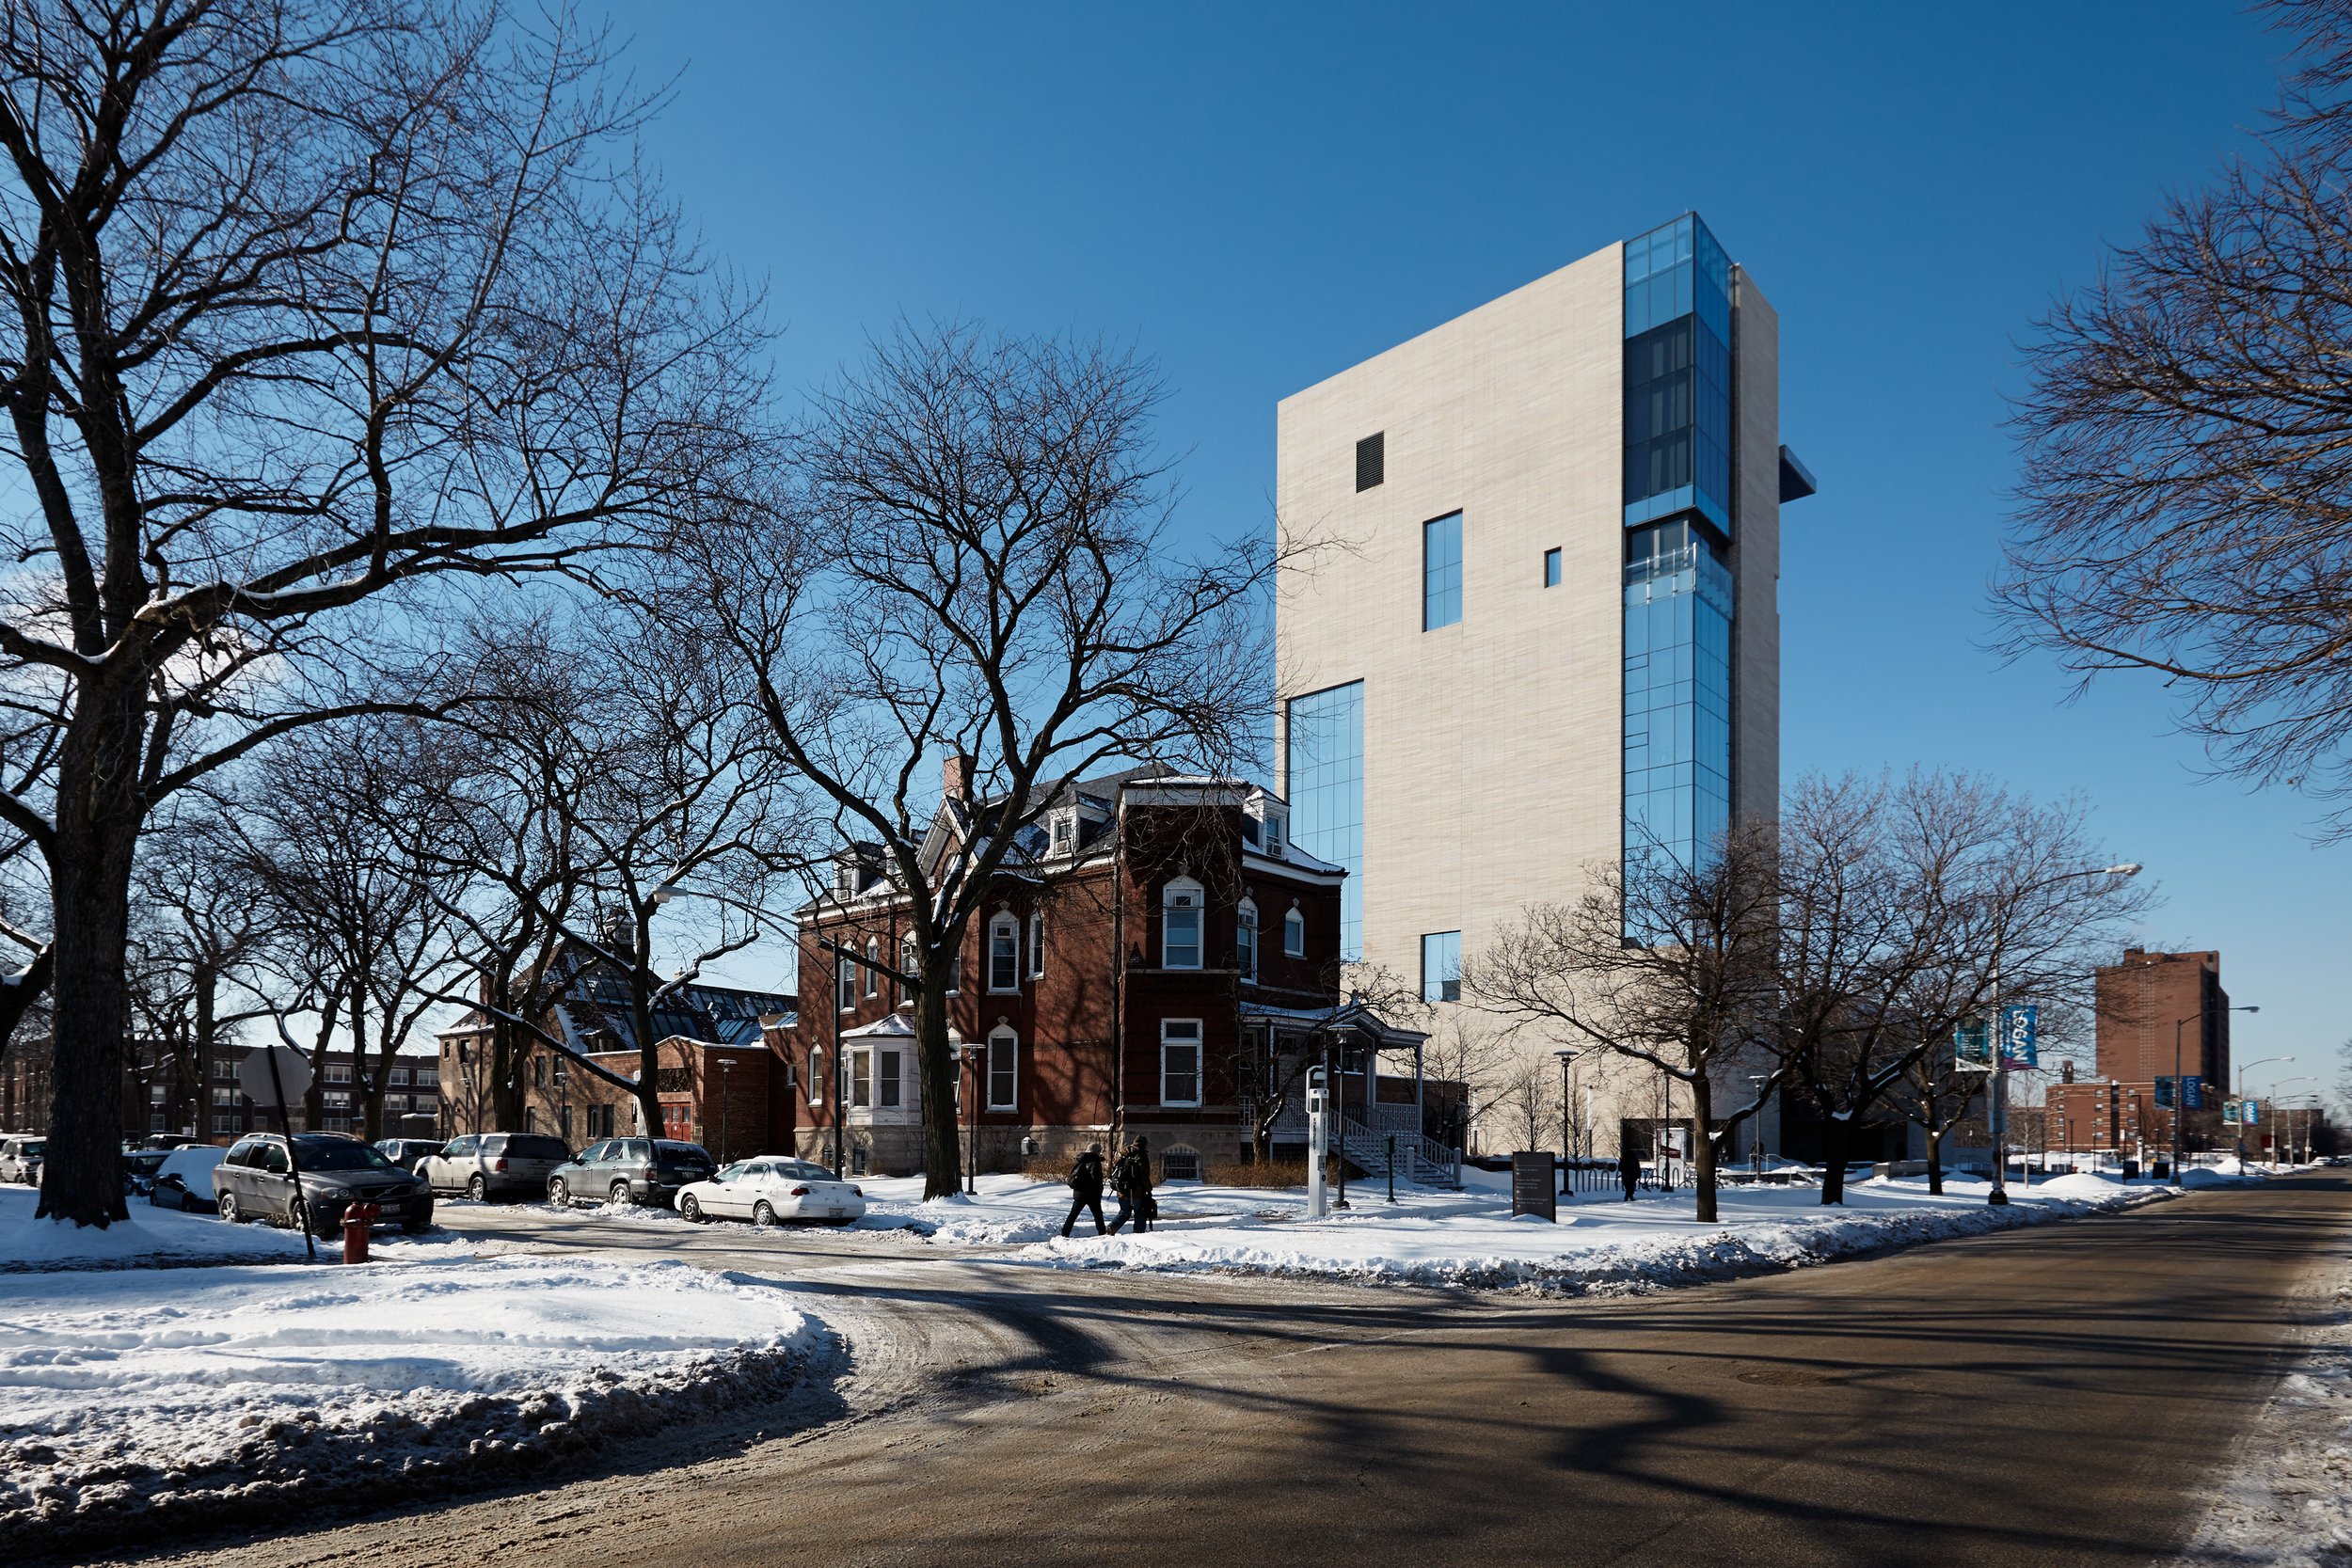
(1355, 432, 1384, 492)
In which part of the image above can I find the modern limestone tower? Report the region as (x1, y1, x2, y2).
(1275, 213, 1812, 1161)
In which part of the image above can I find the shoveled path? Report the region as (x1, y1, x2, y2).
(103, 1174, 2350, 1568)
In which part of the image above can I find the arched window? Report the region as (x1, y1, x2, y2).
(989, 912, 1021, 992)
(901, 932, 918, 1003)
(1236, 898, 1259, 981)
(1162, 878, 1204, 969)
(1283, 905, 1305, 958)
(987, 1027, 1018, 1110)
(864, 937, 880, 997)
(1028, 909, 1044, 977)
(836, 952, 856, 1012)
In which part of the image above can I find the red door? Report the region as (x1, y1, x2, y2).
(662, 1102, 693, 1142)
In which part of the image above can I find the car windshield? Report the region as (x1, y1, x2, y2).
(779, 1161, 837, 1181)
(503, 1135, 568, 1161)
(714, 1161, 749, 1182)
(124, 1151, 167, 1172)
(291, 1139, 397, 1172)
(19, 1141, 43, 1156)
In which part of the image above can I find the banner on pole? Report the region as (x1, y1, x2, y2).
(1955, 1017, 1992, 1068)
(2154, 1075, 2175, 1110)
(2223, 1099, 2241, 1126)
(2246, 1099, 2262, 1126)
(2182, 1075, 2203, 1110)
(1999, 1004, 2039, 1069)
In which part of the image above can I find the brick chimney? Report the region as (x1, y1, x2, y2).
(943, 752, 974, 801)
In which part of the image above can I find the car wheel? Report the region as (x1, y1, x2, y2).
(752, 1199, 778, 1227)
(467, 1175, 486, 1201)
(548, 1177, 570, 1207)
(218, 1192, 245, 1225)
(679, 1193, 704, 1223)
(402, 1215, 432, 1234)
(288, 1197, 311, 1235)
(609, 1180, 634, 1207)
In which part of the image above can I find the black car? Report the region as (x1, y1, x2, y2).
(120, 1148, 169, 1197)
(215, 1132, 434, 1236)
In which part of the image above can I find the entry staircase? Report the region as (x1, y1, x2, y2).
(1339, 1116, 1462, 1190)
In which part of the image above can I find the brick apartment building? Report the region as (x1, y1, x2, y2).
(2044, 949, 2247, 1161)
(434, 954, 793, 1163)
(779, 766, 1439, 1180)
(1, 1031, 439, 1144)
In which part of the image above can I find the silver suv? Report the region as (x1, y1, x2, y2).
(0, 1135, 43, 1184)
(421, 1132, 571, 1200)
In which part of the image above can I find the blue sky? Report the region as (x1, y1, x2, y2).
(602, 1, 2340, 1101)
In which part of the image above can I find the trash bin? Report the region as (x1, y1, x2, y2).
(2122, 1159, 2140, 1180)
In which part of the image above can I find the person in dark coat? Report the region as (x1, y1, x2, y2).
(1061, 1144, 1107, 1238)
(1617, 1143, 1643, 1202)
(1107, 1137, 1155, 1233)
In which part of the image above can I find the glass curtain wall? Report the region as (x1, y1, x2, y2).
(1285, 680, 1364, 959)
(1623, 214, 1736, 879)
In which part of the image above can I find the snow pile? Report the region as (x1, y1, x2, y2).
(1015, 1174, 2161, 1293)
(0, 1185, 307, 1271)
(855, 1174, 1290, 1246)
(0, 1253, 822, 1545)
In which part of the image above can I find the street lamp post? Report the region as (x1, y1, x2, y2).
(1553, 1049, 1580, 1195)
(2234, 1053, 2292, 1174)
(1748, 1073, 1770, 1180)
(2266, 1077, 2315, 1170)
(1985, 862, 2143, 1208)
(2164, 1006, 2258, 1175)
(718, 1056, 733, 1164)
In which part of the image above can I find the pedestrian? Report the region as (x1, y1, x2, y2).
(1617, 1141, 1642, 1202)
(1131, 1136, 1157, 1234)
(1107, 1137, 1155, 1234)
(1061, 1143, 1107, 1238)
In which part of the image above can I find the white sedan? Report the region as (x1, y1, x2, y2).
(675, 1157, 866, 1226)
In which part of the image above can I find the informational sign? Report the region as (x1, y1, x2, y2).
(2154, 1076, 2175, 1110)
(2245, 1099, 2262, 1126)
(2223, 1099, 2242, 1126)
(1306, 1067, 1328, 1220)
(1511, 1151, 1558, 1223)
(1955, 1018, 1993, 1068)
(236, 1045, 313, 1110)
(1999, 1004, 2039, 1069)
(2182, 1075, 2203, 1110)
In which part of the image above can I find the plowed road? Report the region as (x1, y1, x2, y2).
(103, 1174, 2349, 1568)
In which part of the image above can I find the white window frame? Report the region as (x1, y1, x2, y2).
(1159, 1020, 1203, 1107)
(1284, 906, 1305, 958)
(878, 1049, 903, 1108)
(1050, 814, 1072, 855)
(987, 1028, 1018, 1110)
(214, 1112, 235, 1134)
(1162, 878, 1204, 970)
(1028, 909, 1044, 977)
(901, 933, 918, 1003)
(837, 952, 857, 1012)
(865, 937, 880, 998)
(850, 1050, 872, 1108)
(1236, 898, 1258, 982)
(389, 1066, 409, 1085)
(808, 1048, 824, 1106)
(1264, 817, 1283, 857)
(326, 1062, 352, 1084)
(988, 912, 1021, 993)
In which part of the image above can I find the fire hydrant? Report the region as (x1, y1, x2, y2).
(342, 1201, 379, 1264)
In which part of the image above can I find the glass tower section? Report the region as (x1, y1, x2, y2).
(1623, 214, 1736, 877)
(1285, 680, 1364, 959)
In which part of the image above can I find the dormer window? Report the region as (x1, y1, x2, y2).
(835, 863, 856, 898)
(1265, 817, 1283, 857)
(1163, 878, 1204, 970)
(1050, 815, 1073, 855)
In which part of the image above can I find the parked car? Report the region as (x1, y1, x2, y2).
(0, 1134, 43, 1184)
(675, 1157, 866, 1226)
(215, 1132, 434, 1236)
(547, 1137, 716, 1209)
(120, 1148, 170, 1196)
(150, 1144, 229, 1212)
(374, 1137, 446, 1174)
(420, 1132, 571, 1201)
(140, 1132, 199, 1151)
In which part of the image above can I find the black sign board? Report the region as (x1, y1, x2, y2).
(1510, 1151, 1557, 1222)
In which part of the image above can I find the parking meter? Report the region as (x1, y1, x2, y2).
(1307, 1066, 1329, 1218)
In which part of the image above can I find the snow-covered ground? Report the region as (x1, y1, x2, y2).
(0, 1183, 311, 1270)
(854, 1173, 1297, 1244)
(0, 1208, 823, 1544)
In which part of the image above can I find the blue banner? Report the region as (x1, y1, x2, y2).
(2000, 1004, 2039, 1068)
(2154, 1076, 2175, 1110)
(2246, 1100, 2261, 1126)
(2183, 1075, 2203, 1110)
(1954, 1018, 1992, 1066)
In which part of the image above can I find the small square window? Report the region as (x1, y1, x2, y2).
(1544, 547, 1562, 588)
(1356, 432, 1384, 492)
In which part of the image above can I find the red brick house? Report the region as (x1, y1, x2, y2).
(778, 768, 1439, 1181)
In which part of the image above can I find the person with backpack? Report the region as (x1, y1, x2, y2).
(1618, 1141, 1644, 1202)
(1107, 1136, 1156, 1234)
(1061, 1143, 1107, 1238)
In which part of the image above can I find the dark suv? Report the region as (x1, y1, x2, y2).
(215, 1132, 434, 1236)
(548, 1138, 715, 1209)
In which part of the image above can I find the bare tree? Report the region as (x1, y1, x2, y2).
(1998, 1, 2352, 838)
(1485, 1049, 1563, 1160)
(0, 0, 771, 1225)
(1469, 818, 1782, 1224)
(1890, 1046, 1985, 1196)
(678, 325, 1275, 1197)
(1773, 772, 2149, 1205)
(124, 807, 278, 1135)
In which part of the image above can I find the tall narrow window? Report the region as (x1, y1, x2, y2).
(865, 938, 880, 997)
(1421, 930, 1462, 1003)
(1356, 431, 1384, 491)
(878, 1050, 902, 1109)
(1162, 879, 1203, 969)
(1028, 910, 1044, 976)
(1236, 899, 1259, 982)
(1284, 906, 1305, 958)
(1160, 1020, 1203, 1107)
(850, 1051, 871, 1108)
(1264, 816, 1283, 857)
(1422, 512, 1463, 630)
(987, 1029, 1018, 1109)
(989, 913, 1020, 991)
(808, 1049, 823, 1106)
(1544, 547, 1563, 587)
(836, 953, 856, 1012)
(901, 933, 918, 1004)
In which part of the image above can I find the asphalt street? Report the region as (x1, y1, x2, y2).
(104, 1173, 2350, 1568)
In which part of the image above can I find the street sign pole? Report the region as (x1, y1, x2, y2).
(243, 1044, 318, 1264)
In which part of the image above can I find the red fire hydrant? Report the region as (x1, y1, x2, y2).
(342, 1201, 379, 1264)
